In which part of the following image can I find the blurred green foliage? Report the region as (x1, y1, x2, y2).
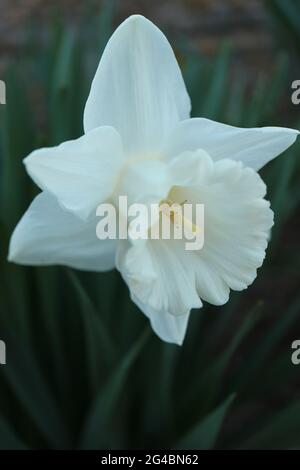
(0, 0, 300, 450)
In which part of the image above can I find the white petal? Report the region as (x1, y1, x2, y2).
(116, 239, 202, 317)
(169, 154, 274, 298)
(8, 192, 116, 271)
(116, 159, 169, 209)
(117, 152, 274, 344)
(24, 126, 123, 220)
(168, 148, 214, 186)
(131, 294, 190, 345)
(164, 118, 299, 170)
(117, 240, 192, 345)
(84, 15, 191, 157)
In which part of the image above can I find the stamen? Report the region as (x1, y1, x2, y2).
(159, 198, 201, 234)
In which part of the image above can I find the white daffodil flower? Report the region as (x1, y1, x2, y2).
(8, 15, 299, 345)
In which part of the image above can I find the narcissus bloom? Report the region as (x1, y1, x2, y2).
(9, 15, 299, 344)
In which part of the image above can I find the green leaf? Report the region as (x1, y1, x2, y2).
(0, 416, 29, 450)
(79, 328, 150, 449)
(235, 297, 300, 393)
(240, 399, 300, 449)
(176, 394, 235, 450)
(65, 269, 116, 391)
(49, 29, 78, 143)
(32, 267, 71, 403)
(0, 66, 35, 229)
(268, 140, 300, 250)
(2, 336, 70, 448)
(268, 0, 300, 51)
(97, 0, 115, 56)
(183, 55, 208, 118)
(263, 52, 289, 118)
(201, 41, 231, 120)
(186, 302, 263, 414)
(226, 80, 246, 126)
(243, 75, 268, 127)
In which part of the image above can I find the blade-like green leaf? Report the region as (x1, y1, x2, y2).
(0, 66, 34, 229)
(186, 302, 263, 415)
(243, 75, 268, 127)
(65, 269, 116, 391)
(97, 0, 115, 56)
(176, 394, 235, 450)
(240, 399, 300, 449)
(49, 29, 77, 143)
(268, 0, 300, 52)
(0, 416, 29, 450)
(201, 41, 231, 120)
(235, 297, 300, 393)
(79, 328, 150, 449)
(2, 336, 70, 448)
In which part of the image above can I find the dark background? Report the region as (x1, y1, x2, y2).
(0, 0, 300, 450)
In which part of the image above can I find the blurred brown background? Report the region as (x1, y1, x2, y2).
(0, 0, 274, 81)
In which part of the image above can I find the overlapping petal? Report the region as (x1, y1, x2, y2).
(24, 126, 123, 220)
(8, 192, 116, 271)
(117, 239, 202, 316)
(117, 151, 273, 344)
(84, 15, 191, 157)
(117, 240, 197, 344)
(164, 118, 299, 170)
(168, 152, 274, 298)
(132, 294, 190, 346)
(7, 14, 300, 346)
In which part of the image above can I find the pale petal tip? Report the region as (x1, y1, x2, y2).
(174, 336, 184, 347)
(7, 241, 18, 264)
(7, 224, 29, 265)
(7, 228, 22, 263)
(285, 127, 300, 136)
(120, 14, 159, 33)
(126, 14, 147, 23)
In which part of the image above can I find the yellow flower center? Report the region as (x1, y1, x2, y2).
(159, 198, 201, 235)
